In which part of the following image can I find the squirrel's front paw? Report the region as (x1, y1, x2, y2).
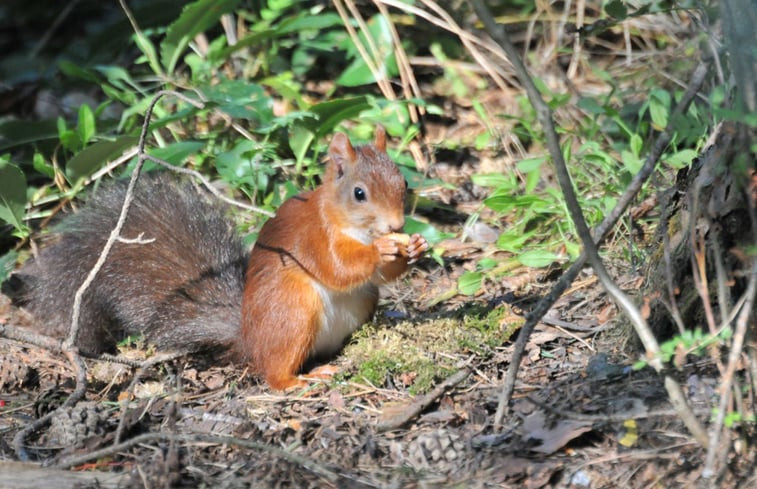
(407, 233, 429, 263)
(375, 234, 404, 262)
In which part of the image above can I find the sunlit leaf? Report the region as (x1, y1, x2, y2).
(161, 0, 242, 74)
(517, 250, 559, 268)
(458, 271, 483, 296)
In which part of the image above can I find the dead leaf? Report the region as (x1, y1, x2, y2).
(399, 371, 417, 386)
(133, 381, 165, 399)
(199, 370, 225, 390)
(521, 410, 593, 454)
(328, 390, 345, 409)
(597, 303, 616, 324)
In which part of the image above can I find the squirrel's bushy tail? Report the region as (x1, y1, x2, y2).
(8, 173, 247, 355)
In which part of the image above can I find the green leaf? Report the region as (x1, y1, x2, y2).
(605, 0, 628, 19)
(0, 161, 27, 232)
(77, 104, 96, 146)
(496, 229, 535, 252)
(275, 12, 343, 35)
(471, 173, 514, 188)
(66, 136, 138, 182)
(516, 156, 546, 173)
(161, 0, 242, 74)
(289, 96, 371, 166)
(0, 119, 58, 151)
(58, 115, 80, 152)
(133, 30, 163, 77)
(649, 89, 671, 130)
(58, 60, 99, 82)
(309, 97, 372, 138)
(202, 80, 273, 122)
(404, 216, 453, 245)
(147, 141, 206, 166)
(336, 14, 397, 87)
(516, 250, 559, 268)
(33, 152, 54, 178)
(577, 96, 605, 115)
(517, 156, 546, 193)
(289, 124, 317, 168)
(216, 139, 276, 190)
(621, 149, 643, 175)
(629, 133, 643, 157)
(458, 271, 483, 296)
(0, 249, 18, 282)
(664, 149, 698, 169)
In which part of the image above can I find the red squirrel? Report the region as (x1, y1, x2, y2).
(6, 128, 428, 389)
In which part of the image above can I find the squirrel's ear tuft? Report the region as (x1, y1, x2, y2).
(328, 132, 357, 179)
(373, 126, 386, 152)
(329, 132, 356, 165)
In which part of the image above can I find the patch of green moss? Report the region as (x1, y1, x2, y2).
(355, 352, 401, 387)
(342, 307, 520, 394)
(458, 305, 523, 350)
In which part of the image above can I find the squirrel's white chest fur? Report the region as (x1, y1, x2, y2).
(310, 281, 378, 357)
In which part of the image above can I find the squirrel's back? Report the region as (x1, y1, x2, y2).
(8, 173, 247, 355)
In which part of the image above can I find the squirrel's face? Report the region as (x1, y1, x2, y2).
(326, 132, 407, 244)
(345, 146, 406, 239)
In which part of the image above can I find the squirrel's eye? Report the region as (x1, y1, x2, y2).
(404, 179, 409, 189)
(354, 186, 366, 202)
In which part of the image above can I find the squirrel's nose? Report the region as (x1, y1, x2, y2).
(387, 215, 405, 234)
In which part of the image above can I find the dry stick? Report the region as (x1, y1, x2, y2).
(0, 323, 184, 369)
(490, 57, 707, 426)
(659, 186, 688, 335)
(420, 0, 512, 93)
(491, 64, 707, 426)
(0, 323, 64, 352)
(376, 369, 469, 432)
(471, 1, 709, 446)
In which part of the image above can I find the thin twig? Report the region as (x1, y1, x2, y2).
(471, 1, 709, 446)
(658, 186, 688, 335)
